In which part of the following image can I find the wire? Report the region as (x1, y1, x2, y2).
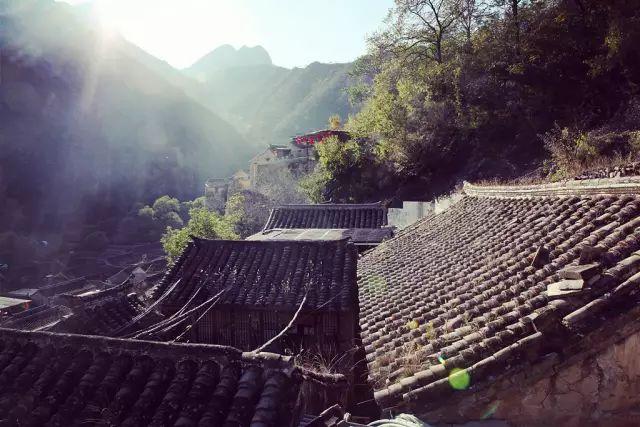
(251, 290, 309, 353)
(111, 277, 182, 336)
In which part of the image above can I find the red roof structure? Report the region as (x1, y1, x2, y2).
(291, 130, 350, 147)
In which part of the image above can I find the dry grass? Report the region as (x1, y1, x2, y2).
(294, 345, 356, 376)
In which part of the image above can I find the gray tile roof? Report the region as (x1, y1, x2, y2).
(264, 203, 388, 230)
(153, 238, 358, 312)
(358, 191, 640, 411)
(0, 328, 298, 426)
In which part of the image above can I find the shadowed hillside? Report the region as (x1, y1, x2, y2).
(0, 0, 252, 240)
(185, 46, 355, 146)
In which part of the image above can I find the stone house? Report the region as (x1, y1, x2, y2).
(249, 144, 315, 190)
(204, 177, 229, 212)
(357, 178, 640, 426)
(228, 169, 251, 194)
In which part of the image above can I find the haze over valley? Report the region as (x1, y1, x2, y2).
(0, 0, 357, 240)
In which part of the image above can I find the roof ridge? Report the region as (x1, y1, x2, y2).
(275, 202, 385, 208)
(464, 177, 640, 198)
(0, 327, 293, 368)
(191, 236, 352, 246)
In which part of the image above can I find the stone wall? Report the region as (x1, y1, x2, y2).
(204, 178, 228, 213)
(421, 325, 640, 427)
(575, 162, 640, 180)
(388, 201, 434, 230)
(492, 329, 640, 426)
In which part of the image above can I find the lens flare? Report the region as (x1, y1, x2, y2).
(448, 367, 471, 390)
(481, 401, 500, 419)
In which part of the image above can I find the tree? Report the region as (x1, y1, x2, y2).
(253, 166, 309, 205)
(492, 0, 527, 54)
(328, 114, 342, 130)
(455, 0, 492, 44)
(310, 135, 396, 202)
(299, 168, 330, 203)
(225, 191, 273, 238)
(151, 195, 180, 218)
(345, 0, 640, 203)
(376, 0, 460, 64)
(161, 206, 239, 262)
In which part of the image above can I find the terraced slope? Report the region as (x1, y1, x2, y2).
(358, 180, 640, 413)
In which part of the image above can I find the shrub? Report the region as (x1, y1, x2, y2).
(298, 168, 330, 203)
(162, 211, 184, 229)
(161, 207, 238, 262)
(151, 195, 180, 218)
(544, 125, 640, 179)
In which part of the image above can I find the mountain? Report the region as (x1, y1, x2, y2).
(184, 45, 272, 81)
(184, 47, 356, 146)
(0, 0, 253, 238)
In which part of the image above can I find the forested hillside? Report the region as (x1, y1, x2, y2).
(0, 1, 252, 247)
(308, 0, 640, 203)
(185, 46, 355, 146)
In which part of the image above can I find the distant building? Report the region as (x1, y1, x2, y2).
(204, 177, 229, 212)
(0, 295, 30, 316)
(291, 129, 350, 147)
(0, 304, 72, 332)
(249, 143, 314, 190)
(205, 130, 351, 211)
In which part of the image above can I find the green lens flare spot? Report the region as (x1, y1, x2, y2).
(448, 368, 471, 390)
(481, 401, 500, 419)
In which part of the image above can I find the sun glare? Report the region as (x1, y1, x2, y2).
(89, 0, 120, 41)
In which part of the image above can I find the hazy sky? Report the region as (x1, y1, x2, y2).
(57, 0, 394, 69)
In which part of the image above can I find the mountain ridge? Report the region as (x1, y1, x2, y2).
(184, 44, 273, 81)
(182, 45, 356, 146)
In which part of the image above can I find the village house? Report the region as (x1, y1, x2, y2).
(0, 327, 303, 426)
(250, 202, 395, 251)
(0, 304, 72, 332)
(0, 295, 30, 317)
(358, 178, 640, 426)
(148, 237, 359, 354)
